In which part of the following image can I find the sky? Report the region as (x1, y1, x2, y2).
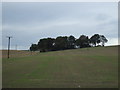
(2, 2, 118, 50)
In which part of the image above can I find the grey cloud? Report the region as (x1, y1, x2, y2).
(2, 2, 118, 50)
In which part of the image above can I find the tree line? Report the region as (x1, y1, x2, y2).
(30, 34, 108, 52)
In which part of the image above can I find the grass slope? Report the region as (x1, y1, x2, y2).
(2, 50, 38, 58)
(2, 46, 118, 88)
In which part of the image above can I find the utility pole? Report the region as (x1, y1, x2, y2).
(6, 36, 12, 59)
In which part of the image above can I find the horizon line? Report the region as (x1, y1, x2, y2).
(1, 44, 119, 51)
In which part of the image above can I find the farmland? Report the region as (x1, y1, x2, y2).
(2, 50, 38, 58)
(2, 46, 118, 88)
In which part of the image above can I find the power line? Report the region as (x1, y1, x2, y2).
(6, 36, 12, 59)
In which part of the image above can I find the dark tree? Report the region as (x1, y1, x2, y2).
(38, 38, 55, 52)
(54, 36, 68, 50)
(30, 44, 38, 51)
(90, 34, 100, 46)
(99, 35, 108, 46)
(29, 34, 108, 52)
(67, 35, 76, 49)
(76, 35, 90, 48)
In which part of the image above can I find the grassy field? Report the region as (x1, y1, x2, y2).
(2, 46, 118, 88)
(2, 50, 38, 58)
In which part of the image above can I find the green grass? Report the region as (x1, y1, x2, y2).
(2, 46, 118, 88)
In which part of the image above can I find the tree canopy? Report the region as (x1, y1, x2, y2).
(76, 35, 90, 48)
(29, 34, 108, 52)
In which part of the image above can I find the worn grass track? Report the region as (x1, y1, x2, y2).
(2, 46, 118, 88)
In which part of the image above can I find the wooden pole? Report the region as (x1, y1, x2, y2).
(6, 36, 12, 59)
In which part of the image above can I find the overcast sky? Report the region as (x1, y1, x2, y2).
(2, 2, 118, 50)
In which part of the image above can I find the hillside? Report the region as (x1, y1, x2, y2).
(2, 46, 118, 88)
(2, 50, 38, 58)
